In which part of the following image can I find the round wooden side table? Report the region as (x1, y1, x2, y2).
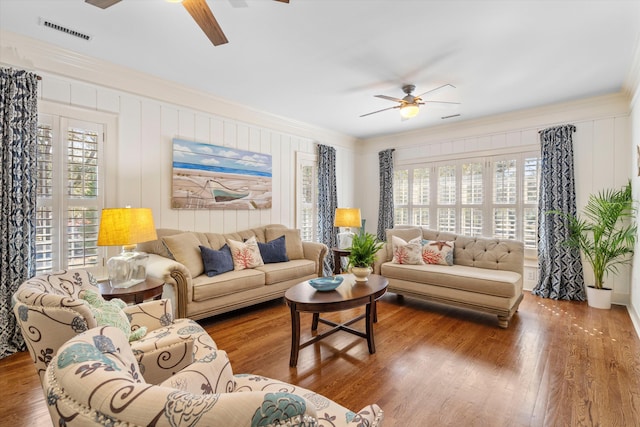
(98, 277, 164, 304)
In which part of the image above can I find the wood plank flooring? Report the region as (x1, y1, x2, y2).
(1, 291, 639, 426)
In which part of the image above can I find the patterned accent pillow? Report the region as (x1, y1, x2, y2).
(391, 235, 425, 265)
(79, 289, 147, 341)
(422, 240, 455, 266)
(227, 236, 264, 270)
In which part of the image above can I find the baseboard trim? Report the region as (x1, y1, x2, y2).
(627, 304, 640, 340)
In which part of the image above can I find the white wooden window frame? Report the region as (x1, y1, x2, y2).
(36, 101, 117, 277)
(295, 151, 318, 242)
(394, 148, 539, 252)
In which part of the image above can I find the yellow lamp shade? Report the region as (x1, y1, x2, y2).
(98, 208, 157, 288)
(97, 208, 157, 247)
(334, 208, 362, 228)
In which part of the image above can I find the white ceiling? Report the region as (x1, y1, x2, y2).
(1, 0, 639, 139)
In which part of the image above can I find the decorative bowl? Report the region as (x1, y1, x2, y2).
(308, 276, 344, 292)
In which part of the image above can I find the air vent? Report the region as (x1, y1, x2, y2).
(39, 18, 92, 41)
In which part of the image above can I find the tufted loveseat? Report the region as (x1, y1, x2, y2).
(373, 227, 524, 328)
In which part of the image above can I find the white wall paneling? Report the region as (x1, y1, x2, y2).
(629, 78, 640, 337)
(17, 69, 352, 238)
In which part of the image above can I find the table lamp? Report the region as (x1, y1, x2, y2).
(97, 207, 158, 288)
(334, 207, 362, 249)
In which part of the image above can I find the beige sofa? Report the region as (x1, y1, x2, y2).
(138, 224, 327, 320)
(373, 226, 524, 328)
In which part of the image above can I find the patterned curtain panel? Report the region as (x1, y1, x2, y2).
(532, 124, 585, 301)
(377, 149, 395, 241)
(0, 68, 39, 358)
(317, 144, 337, 276)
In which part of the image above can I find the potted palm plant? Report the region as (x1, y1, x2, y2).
(347, 232, 384, 282)
(560, 181, 636, 309)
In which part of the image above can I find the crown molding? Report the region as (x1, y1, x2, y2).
(361, 92, 631, 151)
(624, 32, 640, 108)
(0, 30, 358, 147)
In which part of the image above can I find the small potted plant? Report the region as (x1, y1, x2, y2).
(347, 232, 384, 281)
(558, 181, 636, 309)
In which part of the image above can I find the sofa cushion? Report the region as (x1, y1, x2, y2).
(422, 240, 454, 266)
(200, 244, 234, 277)
(265, 227, 304, 260)
(381, 262, 521, 298)
(255, 259, 316, 285)
(192, 269, 265, 301)
(136, 228, 184, 258)
(391, 236, 424, 265)
(386, 227, 422, 260)
(227, 236, 264, 270)
(162, 232, 206, 277)
(257, 235, 289, 264)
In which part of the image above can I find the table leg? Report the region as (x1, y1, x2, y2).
(311, 313, 319, 331)
(289, 303, 301, 367)
(365, 298, 376, 354)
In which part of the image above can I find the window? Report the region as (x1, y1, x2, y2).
(296, 152, 318, 242)
(394, 151, 540, 248)
(36, 114, 106, 275)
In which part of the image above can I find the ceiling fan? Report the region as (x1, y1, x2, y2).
(361, 83, 460, 120)
(85, 0, 289, 46)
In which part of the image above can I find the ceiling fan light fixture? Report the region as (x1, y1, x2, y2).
(400, 103, 420, 119)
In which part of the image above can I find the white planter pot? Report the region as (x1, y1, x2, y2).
(350, 266, 372, 282)
(585, 286, 612, 309)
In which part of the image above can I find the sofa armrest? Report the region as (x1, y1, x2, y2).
(302, 241, 328, 277)
(373, 243, 389, 275)
(123, 299, 174, 332)
(145, 253, 191, 319)
(160, 349, 234, 395)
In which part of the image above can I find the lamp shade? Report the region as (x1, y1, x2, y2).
(334, 208, 362, 228)
(97, 208, 157, 246)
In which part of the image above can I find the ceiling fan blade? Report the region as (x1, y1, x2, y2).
(228, 0, 248, 7)
(442, 114, 461, 119)
(274, 0, 290, 3)
(375, 94, 405, 103)
(360, 105, 400, 117)
(424, 101, 461, 105)
(415, 83, 456, 99)
(84, 0, 121, 9)
(182, 0, 229, 46)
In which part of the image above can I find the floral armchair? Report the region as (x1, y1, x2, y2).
(12, 269, 217, 385)
(44, 325, 384, 426)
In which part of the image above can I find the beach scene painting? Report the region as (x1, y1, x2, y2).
(171, 139, 272, 210)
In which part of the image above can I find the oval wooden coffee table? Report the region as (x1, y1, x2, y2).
(284, 273, 388, 367)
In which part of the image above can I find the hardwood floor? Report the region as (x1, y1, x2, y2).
(2, 291, 640, 426)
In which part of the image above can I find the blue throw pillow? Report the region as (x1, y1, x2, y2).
(200, 245, 234, 277)
(257, 235, 289, 264)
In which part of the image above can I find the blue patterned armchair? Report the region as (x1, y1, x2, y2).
(44, 326, 383, 426)
(12, 269, 217, 385)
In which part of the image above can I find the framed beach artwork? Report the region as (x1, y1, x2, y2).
(171, 139, 272, 210)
